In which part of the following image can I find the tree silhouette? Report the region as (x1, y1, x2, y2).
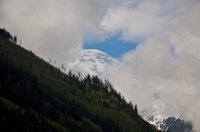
(14, 36, 17, 43)
(134, 104, 138, 115)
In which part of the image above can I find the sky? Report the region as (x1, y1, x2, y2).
(1, 0, 200, 131)
(83, 33, 138, 58)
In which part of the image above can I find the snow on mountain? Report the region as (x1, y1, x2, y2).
(68, 49, 124, 76)
(160, 117, 192, 132)
(140, 109, 163, 130)
(140, 109, 192, 132)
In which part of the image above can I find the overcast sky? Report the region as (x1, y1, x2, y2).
(1, 0, 200, 131)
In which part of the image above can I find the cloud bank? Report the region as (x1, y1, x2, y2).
(1, 0, 200, 131)
(101, 0, 200, 131)
(0, 0, 109, 66)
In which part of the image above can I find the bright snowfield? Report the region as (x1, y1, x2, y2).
(68, 49, 125, 77)
(67, 49, 193, 132)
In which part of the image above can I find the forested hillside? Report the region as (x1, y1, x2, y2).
(0, 29, 161, 132)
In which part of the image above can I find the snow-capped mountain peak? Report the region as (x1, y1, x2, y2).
(68, 49, 124, 76)
(140, 109, 192, 132)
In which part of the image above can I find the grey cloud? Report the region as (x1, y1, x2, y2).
(0, 0, 108, 66)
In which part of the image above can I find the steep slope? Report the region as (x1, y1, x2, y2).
(0, 32, 159, 132)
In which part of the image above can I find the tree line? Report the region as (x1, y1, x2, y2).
(0, 28, 17, 43)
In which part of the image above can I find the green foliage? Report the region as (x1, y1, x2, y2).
(0, 30, 162, 132)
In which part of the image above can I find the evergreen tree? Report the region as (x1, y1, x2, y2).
(134, 104, 138, 115)
(14, 36, 17, 43)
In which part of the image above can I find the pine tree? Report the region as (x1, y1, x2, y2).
(14, 36, 17, 43)
(134, 104, 138, 115)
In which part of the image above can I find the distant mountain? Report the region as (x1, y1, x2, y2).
(140, 109, 192, 132)
(160, 117, 192, 132)
(68, 49, 124, 76)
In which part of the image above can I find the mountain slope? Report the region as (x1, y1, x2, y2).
(0, 32, 160, 132)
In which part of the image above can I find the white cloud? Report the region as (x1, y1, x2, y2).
(0, 0, 108, 66)
(101, 0, 176, 41)
(101, 0, 200, 131)
(123, 38, 174, 79)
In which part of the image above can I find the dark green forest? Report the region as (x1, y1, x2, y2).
(0, 28, 162, 131)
